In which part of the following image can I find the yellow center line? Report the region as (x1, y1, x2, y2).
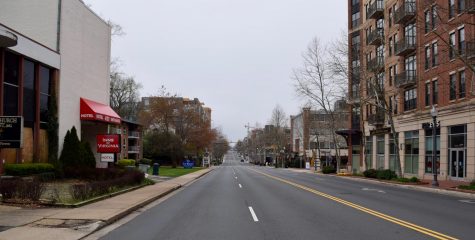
(251, 169, 458, 240)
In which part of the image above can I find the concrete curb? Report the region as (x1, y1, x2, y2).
(332, 175, 475, 199)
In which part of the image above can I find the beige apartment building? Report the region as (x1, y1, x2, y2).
(348, 0, 475, 182)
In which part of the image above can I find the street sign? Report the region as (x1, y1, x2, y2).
(183, 159, 194, 169)
(0, 116, 23, 148)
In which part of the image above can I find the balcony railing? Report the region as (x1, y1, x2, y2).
(367, 112, 385, 126)
(351, 67, 361, 84)
(367, 0, 384, 19)
(367, 28, 384, 46)
(395, 37, 416, 56)
(366, 57, 384, 73)
(394, 3, 416, 24)
(128, 146, 140, 153)
(464, 0, 475, 13)
(395, 70, 417, 88)
(128, 131, 140, 138)
(466, 41, 475, 59)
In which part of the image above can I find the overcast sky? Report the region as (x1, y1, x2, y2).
(83, 0, 347, 142)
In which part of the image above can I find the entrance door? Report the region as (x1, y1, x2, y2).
(450, 149, 466, 179)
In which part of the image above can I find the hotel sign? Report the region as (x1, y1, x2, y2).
(96, 134, 121, 153)
(0, 116, 23, 148)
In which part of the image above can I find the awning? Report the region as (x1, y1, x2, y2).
(80, 98, 121, 124)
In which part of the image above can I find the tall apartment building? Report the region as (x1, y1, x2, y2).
(348, 0, 475, 182)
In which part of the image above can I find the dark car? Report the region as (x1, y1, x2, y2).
(240, 159, 244, 162)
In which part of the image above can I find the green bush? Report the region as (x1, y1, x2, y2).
(138, 158, 152, 165)
(80, 141, 96, 168)
(117, 159, 136, 168)
(363, 169, 378, 178)
(4, 163, 55, 176)
(59, 127, 82, 169)
(322, 166, 336, 174)
(376, 169, 397, 180)
(409, 177, 419, 183)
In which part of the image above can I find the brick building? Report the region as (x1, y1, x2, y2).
(348, 0, 475, 181)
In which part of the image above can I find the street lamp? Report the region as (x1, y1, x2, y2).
(430, 106, 439, 187)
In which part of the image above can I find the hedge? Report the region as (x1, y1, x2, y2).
(363, 169, 397, 180)
(322, 166, 336, 174)
(117, 159, 136, 168)
(4, 163, 55, 176)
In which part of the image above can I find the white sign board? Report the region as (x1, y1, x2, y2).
(101, 153, 114, 162)
(305, 162, 310, 170)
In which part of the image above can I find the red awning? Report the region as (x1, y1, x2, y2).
(80, 98, 121, 124)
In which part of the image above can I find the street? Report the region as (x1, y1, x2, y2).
(99, 152, 475, 240)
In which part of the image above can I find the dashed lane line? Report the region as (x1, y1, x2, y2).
(248, 207, 259, 222)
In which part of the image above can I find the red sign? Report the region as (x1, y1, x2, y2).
(97, 134, 121, 153)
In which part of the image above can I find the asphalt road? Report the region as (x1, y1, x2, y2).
(99, 152, 475, 240)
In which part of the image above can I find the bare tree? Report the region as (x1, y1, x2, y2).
(110, 71, 142, 120)
(267, 104, 289, 167)
(293, 37, 348, 172)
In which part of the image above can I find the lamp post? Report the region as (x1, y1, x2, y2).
(430, 106, 439, 187)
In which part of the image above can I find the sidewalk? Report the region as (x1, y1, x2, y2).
(284, 168, 475, 199)
(0, 168, 212, 240)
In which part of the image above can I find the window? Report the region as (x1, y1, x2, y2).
(425, 82, 431, 106)
(3, 51, 19, 116)
(376, 135, 385, 169)
(424, 46, 431, 70)
(404, 131, 419, 174)
(389, 95, 398, 114)
(404, 88, 417, 111)
(389, 66, 393, 86)
(449, 0, 455, 18)
(449, 32, 456, 60)
(39, 66, 51, 126)
(389, 37, 393, 56)
(458, 27, 465, 55)
(458, 0, 466, 13)
(450, 73, 457, 100)
(405, 55, 416, 81)
(352, 12, 361, 28)
(389, 133, 398, 171)
(431, 5, 438, 29)
(425, 128, 440, 174)
(433, 80, 438, 104)
(365, 136, 373, 169)
(23, 59, 35, 127)
(424, 10, 430, 33)
(432, 42, 438, 66)
(405, 24, 416, 46)
(459, 70, 466, 98)
(389, 8, 393, 27)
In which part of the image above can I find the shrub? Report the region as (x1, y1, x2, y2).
(64, 167, 124, 181)
(80, 141, 97, 168)
(0, 178, 20, 200)
(17, 178, 45, 201)
(4, 163, 55, 176)
(59, 127, 82, 170)
(117, 159, 136, 168)
(409, 177, 419, 183)
(138, 158, 152, 165)
(322, 166, 336, 174)
(376, 169, 397, 180)
(363, 169, 378, 179)
(470, 180, 475, 186)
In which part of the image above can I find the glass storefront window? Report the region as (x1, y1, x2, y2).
(3, 51, 19, 115)
(365, 136, 373, 169)
(424, 128, 440, 174)
(376, 135, 385, 169)
(389, 134, 398, 172)
(23, 59, 36, 127)
(404, 131, 419, 174)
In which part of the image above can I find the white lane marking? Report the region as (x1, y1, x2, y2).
(239, 184, 242, 188)
(248, 207, 259, 222)
(459, 200, 475, 204)
(362, 188, 386, 193)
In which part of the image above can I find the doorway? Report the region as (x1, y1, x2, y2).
(449, 149, 466, 179)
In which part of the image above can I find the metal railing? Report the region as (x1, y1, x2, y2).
(366, 57, 384, 73)
(394, 3, 416, 24)
(128, 131, 140, 138)
(395, 37, 416, 56)
(395, 70, 417, 88)
(367, 28, 384, 46)
(128, 146, 140, 152)
(367, 112, 385, 126)
(367, 0, 384, 19)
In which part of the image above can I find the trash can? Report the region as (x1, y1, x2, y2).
(153, 163, 159, 176)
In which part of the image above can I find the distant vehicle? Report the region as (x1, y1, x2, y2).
(240, 159, 244, 162)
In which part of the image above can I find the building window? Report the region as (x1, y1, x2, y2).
(404, 88, 417, 111)
(3, 51, 19, 116)
(424, 10, 430, 33)
(458, 27, 465, 55)
(389, 66, 393, 86)
(431, 5, 438, 29)
(23, 59, 36, 127)
(432, 42, 438, 66)
(388, 8, 393, 27)
(389, 37, 393, 56)
(424, 46, 431, 70)
(352, 12, 361, 28)
(449, 0, 455, 18)
(365, 136, 373, 169)
(433, 80, 438, 104)
(459, 70, 466, 98)
(425, 82, 431, 106)
(450, 73, 457, 100)
(449, 32, 456, 60)
(389, 133, 398, 171)
(39, 66, 51, 127)
(376, 135, 385, 169)
(424, 128, 440, 174)
(458, 0, 466, 13)
(404, 130, 419, 174)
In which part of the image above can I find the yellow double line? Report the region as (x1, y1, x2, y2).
(252, 169, 458, 240)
